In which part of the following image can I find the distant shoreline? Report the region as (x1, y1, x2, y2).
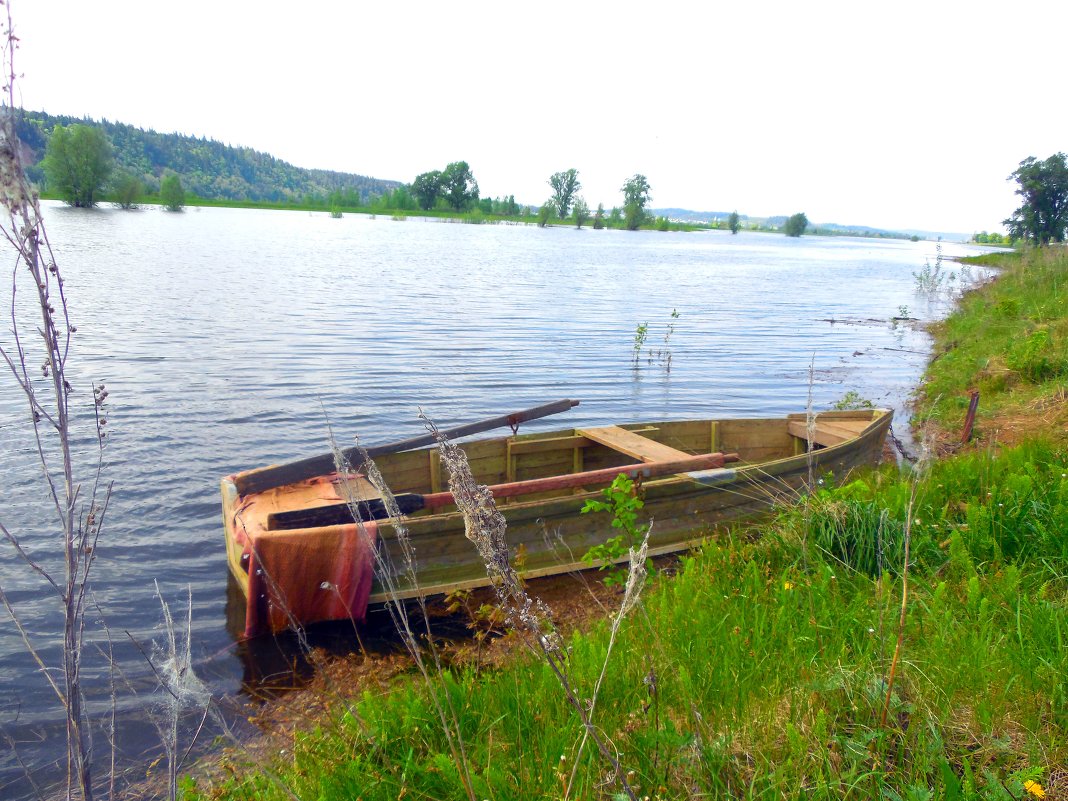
(37, 192, 939, 241)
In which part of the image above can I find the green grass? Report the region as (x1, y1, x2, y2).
(922, 248, 1068, 445)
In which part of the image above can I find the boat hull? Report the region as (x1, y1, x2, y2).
(221, 409, 891, 632)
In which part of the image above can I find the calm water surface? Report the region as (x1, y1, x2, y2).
(0, 203, 992, 795)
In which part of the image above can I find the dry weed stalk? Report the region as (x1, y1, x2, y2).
(880, 429, 930, 728)
(421, 412, 641, 801)
(129, 584, 212, 801)
(0, 9, 112, 799)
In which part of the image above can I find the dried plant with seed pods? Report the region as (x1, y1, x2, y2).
(0, 7, 113, 799)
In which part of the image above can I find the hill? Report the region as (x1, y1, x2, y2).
(16, 110, 400, 204)
(653, 207, 967, 241)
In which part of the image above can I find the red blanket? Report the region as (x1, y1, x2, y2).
(231, 475, 378, 637)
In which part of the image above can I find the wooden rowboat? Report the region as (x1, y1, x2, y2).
(221, 405, 892, 637)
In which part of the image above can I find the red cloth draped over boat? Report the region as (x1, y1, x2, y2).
(229, 474, 378, 638)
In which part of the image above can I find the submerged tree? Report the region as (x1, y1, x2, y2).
(727, 210, 741, 234)
(160, 173, 185, 211)
(592, 202, 605, 229)
(112, 172, 143, 209)
(1004, 154, 1068, 245)
(537, 201, 553, 227)
(573, 197, 590, 229)
(42, 123, 113, 207)
(783, 212, 808, 237)
(621, 174, 651, 230)
(549, 168, 581, 219)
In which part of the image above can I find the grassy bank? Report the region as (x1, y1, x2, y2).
(924, 248, 1067, 447)
(184, 252, 1068, 801)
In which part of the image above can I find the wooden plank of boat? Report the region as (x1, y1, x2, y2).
(787, 418, 872, 448)
(576, 425, 692, 462)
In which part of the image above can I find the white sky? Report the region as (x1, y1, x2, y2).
(9, 0, 1067, 234)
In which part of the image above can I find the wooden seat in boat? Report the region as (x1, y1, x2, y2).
(576, 425, 692, 463)
(787, 417, 871, 448)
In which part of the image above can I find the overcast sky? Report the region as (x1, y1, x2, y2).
(9, 1, 1067, 233)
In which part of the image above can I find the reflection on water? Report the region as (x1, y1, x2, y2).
(0, 203, 993, 797)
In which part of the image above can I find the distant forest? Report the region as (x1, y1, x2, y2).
(16, 110, 400, 204)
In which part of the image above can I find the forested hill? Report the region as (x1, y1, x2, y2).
(16, 110, 400, 204)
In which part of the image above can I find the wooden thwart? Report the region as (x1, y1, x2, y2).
(787, 418, 870, 448)
(577, 425, 691, 463)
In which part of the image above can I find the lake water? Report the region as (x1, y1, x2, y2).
(0, 203, 992, 797)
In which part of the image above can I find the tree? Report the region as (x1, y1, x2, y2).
(388, 185, 417, 210)
(592, 202, 605, 229)
(112, 172, 143, 209)
(549, 168, 581, 219)
(411, 170, 443, 210)
(621, 174, 651, 230)
(573, 197, 590, 229)
(441, 161, 479, 212)
(727, 210, 741, 234)
(42, 123, 113, 207)
(160, 173, 185, 211)
(783, 212, 808, 237)
(1004, 154, 1068, 245)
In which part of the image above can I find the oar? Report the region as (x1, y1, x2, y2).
(266, 450, 740, 530)
(233, 398, 581, 497)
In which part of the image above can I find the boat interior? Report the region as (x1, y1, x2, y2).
(248, 410, 885, 529)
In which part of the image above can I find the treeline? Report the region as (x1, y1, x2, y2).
(17, 110, 399, 204)
(25, 109, 824, 238)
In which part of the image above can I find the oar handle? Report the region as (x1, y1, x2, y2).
(420, 451, 740, 510)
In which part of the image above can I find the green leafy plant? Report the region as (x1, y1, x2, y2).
(914, 240, 946, 294)
(653, 308, 681, 370)
(833, 390, 875, 411)
(632, 322, 648, 364)
(444, 588, 507, 674)
(633, 310, 682, 370)
(580, 474, 649, 587)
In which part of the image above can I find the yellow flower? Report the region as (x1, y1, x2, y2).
(783, 581, 794, 590)
(1024, 780, 1046, 798)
